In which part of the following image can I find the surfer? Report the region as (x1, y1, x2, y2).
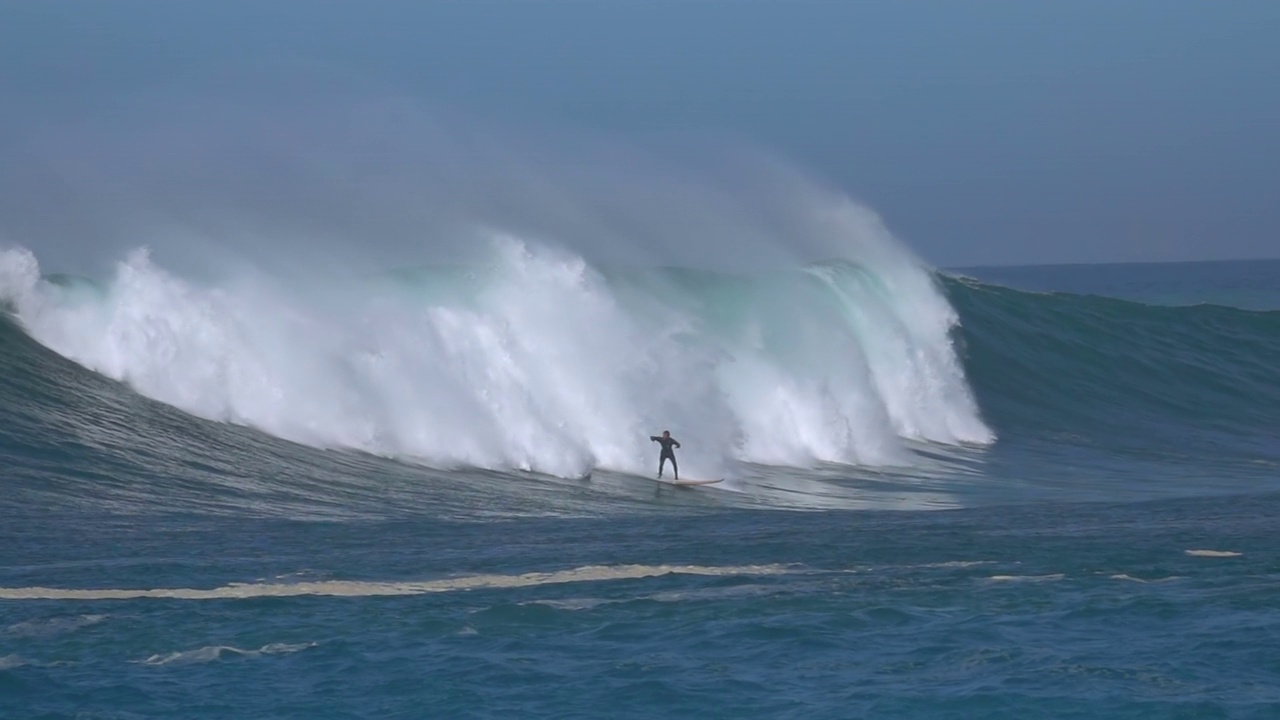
(650, 430, 680, 480)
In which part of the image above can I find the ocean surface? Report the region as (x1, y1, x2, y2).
(2, 239, 1279, 718)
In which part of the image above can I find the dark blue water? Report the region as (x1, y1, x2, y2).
(3, 259, 1280, 719)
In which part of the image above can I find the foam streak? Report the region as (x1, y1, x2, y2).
(0, 564, 799, 601)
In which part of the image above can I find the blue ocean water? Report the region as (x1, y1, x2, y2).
(2, 249, 1279, 719)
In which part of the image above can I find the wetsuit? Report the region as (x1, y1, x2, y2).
(650, 435, 680, 479)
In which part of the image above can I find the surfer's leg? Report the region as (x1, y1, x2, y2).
(671, 456, 678, 480)
(658, 455, 666, 478)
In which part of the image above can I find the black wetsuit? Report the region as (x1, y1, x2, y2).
(650, 435, 680, 479)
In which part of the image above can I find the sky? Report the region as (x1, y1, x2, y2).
(1, 0, 1278, 270)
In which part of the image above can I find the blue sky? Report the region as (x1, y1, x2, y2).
(2, 0, 1278, 268)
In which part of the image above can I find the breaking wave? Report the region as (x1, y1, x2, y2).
(0, 214, 990, 480)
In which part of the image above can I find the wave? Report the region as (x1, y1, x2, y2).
(0, 224, 991, 481)
(3, 236, 1279, 515)
(948, 275, 1280, 458)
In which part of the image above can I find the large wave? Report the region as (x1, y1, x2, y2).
(0, 222, 992, 480)
(947, 275, 1280, 460)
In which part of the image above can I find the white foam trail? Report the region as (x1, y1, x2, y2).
(140, 642, 316, 666)
(986, 574, 1065, 583)
(0, 654, 31, 670)
(523, 582, 788, 610)
(0, 563, 800, 601)
(917, 561, 997, 569)
(524, 597, 616, 611)
(1185, 549, 1242, 558)
(6, 614, 107, 637)
(1109, 574, 1184, 584)
(0, 195, 992, 478)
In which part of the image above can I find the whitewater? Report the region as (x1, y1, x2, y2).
(0, 205, 993, 482)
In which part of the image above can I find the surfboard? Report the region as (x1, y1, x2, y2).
(658, 478, 723, 486)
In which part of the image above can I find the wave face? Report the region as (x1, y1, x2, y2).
(0, 230, 991, 482)
(949, 274, 1280, 462)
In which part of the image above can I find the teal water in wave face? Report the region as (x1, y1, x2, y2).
(3, 258, 1280, 719)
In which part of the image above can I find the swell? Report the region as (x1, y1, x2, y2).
(948, 275, 1280, 459)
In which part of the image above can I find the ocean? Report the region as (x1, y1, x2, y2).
(2, 236, 1278, 718)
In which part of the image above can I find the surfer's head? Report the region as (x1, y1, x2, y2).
(662, 430, 670, 438)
